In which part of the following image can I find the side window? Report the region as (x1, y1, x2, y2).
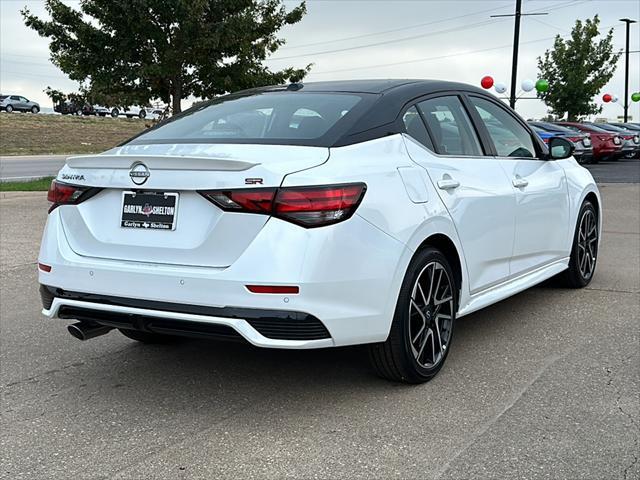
(416, 96, 483, 156)
(401, 106, 431, 148)
(20, 97, 28, 102)
(469, 97, 536, 158)
(10, 96, 20, 100)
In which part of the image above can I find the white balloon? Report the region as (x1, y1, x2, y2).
(612, 94, 619, 103)
(521, 79, 535, 92)
(494, 82, 507, 94)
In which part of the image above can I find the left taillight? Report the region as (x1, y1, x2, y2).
(47, 180, 100, 213)
(199, 183, 367, 228)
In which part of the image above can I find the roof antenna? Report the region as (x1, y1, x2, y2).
(287, 82, 304, 91)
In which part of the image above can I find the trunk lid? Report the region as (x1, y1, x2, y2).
(56, 143, 328, 268)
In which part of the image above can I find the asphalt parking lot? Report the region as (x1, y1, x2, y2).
(1, 170, 639, 479)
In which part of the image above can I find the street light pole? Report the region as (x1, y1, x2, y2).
(619, 18, 637, 123)
(491, 2, 547, 109)
(509, 0, 522, 109)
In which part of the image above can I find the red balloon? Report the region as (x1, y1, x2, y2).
(602, 93, 612, 103)
(481, 76, 494, 89)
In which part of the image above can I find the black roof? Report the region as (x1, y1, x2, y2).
(127, 79, 501, 148)
(255, 78, 487, 95)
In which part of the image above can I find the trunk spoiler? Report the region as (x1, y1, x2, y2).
(66, 154, 259, 171)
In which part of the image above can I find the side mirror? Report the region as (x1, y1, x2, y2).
(548, 137, 574, 160)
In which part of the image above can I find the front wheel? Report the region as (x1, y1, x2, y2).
(31, 106, 39, 114)
(111, 108, 119, 118)
(369, 248, 457, 383)
(559, 200, 598, 288)
(138, 109, 146, 119)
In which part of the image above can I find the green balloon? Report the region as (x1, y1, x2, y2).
(535, 79, 550, 93)
(632, 92, 640, 102)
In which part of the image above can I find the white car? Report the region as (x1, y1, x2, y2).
(109, 105, 151, 119)
(38, 80, 601, 383)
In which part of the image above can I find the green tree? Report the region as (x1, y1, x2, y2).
(537, 15, 621, 120)
(43, 86, 67, 105)
(23, 0, 309, 113)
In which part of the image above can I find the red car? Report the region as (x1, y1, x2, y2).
(556, 122, 622, 162)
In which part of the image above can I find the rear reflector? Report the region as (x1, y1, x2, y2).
(199, 183, 366, 228)
(38, 263, 52, 272)
(246, 285, 300, 294)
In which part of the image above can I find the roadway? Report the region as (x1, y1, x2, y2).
(0, 154, 68, 181)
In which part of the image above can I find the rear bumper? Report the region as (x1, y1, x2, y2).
(38, 209, 410, 349)
(41, 285, 333, 348)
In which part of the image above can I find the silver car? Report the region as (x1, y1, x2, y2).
(0, 94, 40, 113)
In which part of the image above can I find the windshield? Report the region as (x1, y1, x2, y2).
(592, 123, 623, 132)
(129, 91, 369, 147)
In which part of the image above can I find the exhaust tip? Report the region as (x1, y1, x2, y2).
(67, 323, 87, 340)
(67, 322, 113, 341)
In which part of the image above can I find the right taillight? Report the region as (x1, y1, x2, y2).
(47, 180, 100, 213)
(199, 183, 366, 228)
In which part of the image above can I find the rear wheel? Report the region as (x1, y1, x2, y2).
(111, 108, 119, 118)
(559, 200, 598, 288)
(138, 109, 146, 119)
(369, 248, 457, 383)
(119, 328, 179, 344)
(5, 104, 13, 113)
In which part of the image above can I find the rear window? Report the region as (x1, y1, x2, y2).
(537, 122, 575, 134)
(129, 92, 366, 146)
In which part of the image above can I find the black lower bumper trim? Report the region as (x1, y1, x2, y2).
(43, 285, 331, 341)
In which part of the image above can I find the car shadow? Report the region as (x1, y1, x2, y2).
(35, 282, 579, 428)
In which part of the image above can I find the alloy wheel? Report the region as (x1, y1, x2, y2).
(408, 261, 454, 368)
(577, 209, 598, 279)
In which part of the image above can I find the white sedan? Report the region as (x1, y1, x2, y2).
(38, 80, 600, 383)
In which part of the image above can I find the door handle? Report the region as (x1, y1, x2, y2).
(512, 177, 529, 188)
(437, 178, 460, 190)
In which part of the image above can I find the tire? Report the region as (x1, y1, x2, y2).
(558, 200, 598, 288)
(119, 328, 179, 344)
(31, 106, 39, 114)
(138, 109, 146, 119)
(111, 108, 119, 118)
(5, 104, 13, 113)
(369, 247, 457, 383)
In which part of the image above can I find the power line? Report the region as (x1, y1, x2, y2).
(268, 17, 509, 61)
(267, 0, 591, 61)
(278, 4, 510, 51)
(308, 22, 622, 76)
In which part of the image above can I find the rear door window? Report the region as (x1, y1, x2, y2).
(470, 97, 536, 158)
(416, 96, 483, 156)
(401, 106, 432, 148)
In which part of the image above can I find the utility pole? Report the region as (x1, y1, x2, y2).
(620, 18, 637, 122)
(492, 1, 547, 109)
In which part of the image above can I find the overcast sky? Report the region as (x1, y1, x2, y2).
(1, 0, 638, 120)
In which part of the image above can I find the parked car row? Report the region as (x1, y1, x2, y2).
(53, 101, 165, 119)
(528, 120, 640, 163)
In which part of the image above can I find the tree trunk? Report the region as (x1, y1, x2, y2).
(171, 79, 182, 114)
